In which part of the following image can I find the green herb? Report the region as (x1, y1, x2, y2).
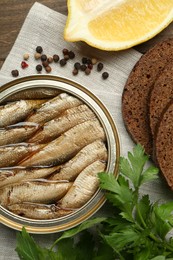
(15, 144, 173, 260)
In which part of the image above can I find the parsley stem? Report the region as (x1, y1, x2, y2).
(135, 202, 147, 229)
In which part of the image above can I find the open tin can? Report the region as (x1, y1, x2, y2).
(0, 75, 120, 234)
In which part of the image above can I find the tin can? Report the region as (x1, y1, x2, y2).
(0, 75, 120, 234)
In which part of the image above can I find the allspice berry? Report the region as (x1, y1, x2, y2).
(45, 66, 52, 73)
(85, 68, 91, 75)
(42, 61, 49, 67)
(47, 57, 53, 63)
(72, 68, 78, 76)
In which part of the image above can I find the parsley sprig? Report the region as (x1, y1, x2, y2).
(16, 144, 173, 260)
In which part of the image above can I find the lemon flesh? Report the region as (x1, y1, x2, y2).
(64, 0, 173, 50)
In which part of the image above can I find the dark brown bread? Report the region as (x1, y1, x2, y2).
(154, 100, 173, 189)
(122, 38, 173, 155)
(149, 61, 173, 138)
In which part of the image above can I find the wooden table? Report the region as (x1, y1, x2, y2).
(0, 0, 173, 69)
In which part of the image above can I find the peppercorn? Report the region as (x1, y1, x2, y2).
(74, 62, 81, 70)
(68, 51, 75, 59)
(36, 64, 42, 72)
(72, 68, 78, 76)
(36, 46, 43, 53)
(102, 72, 109, 79)
(64, 54, 69, 61)
(82, 57, 88, 64)
(80, 64, 87, 71)
(53, 54, 59, 62)
(21, 61, 28, 69)
(42, 61, 49, 67)
(34, 52, 41, 60)
(41, 54, 47, 62)
(86, 58, 92, 65)
(88, 64, 93, 70)
(11, 69, 19, 77)
(47, 57, 53, 63)
(60, 59, 67, 66)
(91, 58, 98, 65)
(97, 62, 104, 72)
(85, 68, 91, 75)
(62, 48, 69, 55)
(45, 66, 52, 73)
(23, 53, 29, 60)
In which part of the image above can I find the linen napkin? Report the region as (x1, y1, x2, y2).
(0, 3, 173, 259)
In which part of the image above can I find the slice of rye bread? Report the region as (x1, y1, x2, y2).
(122, 38, 173, 155)
(149, 61, 173, 138)
(154, 100, 173, 189)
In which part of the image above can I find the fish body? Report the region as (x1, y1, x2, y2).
(0, 143, 43, 168)
(7, 203, 73, 219)
(0, 122, 39, 146)
(0, 99, 45, 127)
(50, 140, 107, 181)
(29, 104, 96, 143)
(26, 93, 83, 124)
(20, 120, 106, 167)
(4, 88, 61, 101)
(0, 180, 72, 207)
(60, 160, 106, 208)
(0, 165, 59, 188)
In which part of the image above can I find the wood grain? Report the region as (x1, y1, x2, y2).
(0, 0, 67, 68)
(0, 1, 173, 69)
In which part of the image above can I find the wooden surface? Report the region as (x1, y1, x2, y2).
(0, 0, 173, 69)
(0, 0, 67, 68)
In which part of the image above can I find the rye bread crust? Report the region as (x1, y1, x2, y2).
(149, 61, 173, 138)
(154, 100, 173, 189)
(122, 38, 173, 155)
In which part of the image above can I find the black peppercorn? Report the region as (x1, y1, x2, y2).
(36, 46, 43, 53)
(60, 59, 67, 66)
(87, 58, 92, 65)
(102, 72, 109, 79)
(82, 57, 88, 64)
(80, 64, 87, 71)
(53, 54, 60, 62)
(36, 64, 43, 72)
(11, 69, 19, 77)
(68, 51, 75, 59)
(41, 54, 47, 62)
(74, 62, 81, 70)
(97, 62, 104, 72)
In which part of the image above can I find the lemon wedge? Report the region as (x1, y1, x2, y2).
(64, 0, 173, 50)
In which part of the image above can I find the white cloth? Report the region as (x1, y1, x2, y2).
(0, 3, 173, 259)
